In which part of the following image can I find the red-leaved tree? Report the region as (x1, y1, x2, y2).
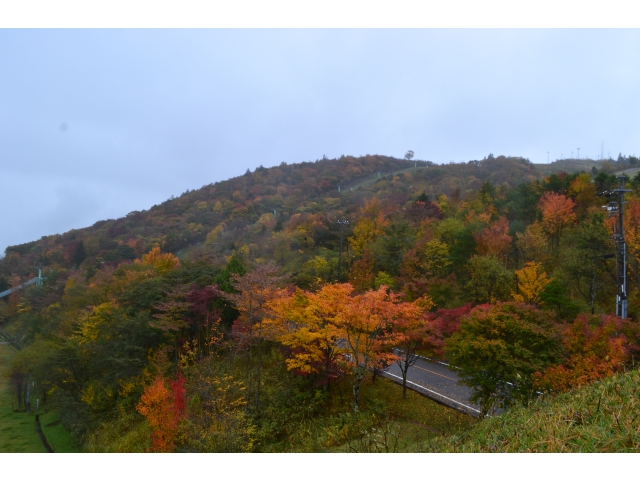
(534, 314, 630, 392)
(137, 371, 188, 452)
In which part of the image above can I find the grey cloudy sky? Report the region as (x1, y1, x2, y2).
(1, 29, 640, 253)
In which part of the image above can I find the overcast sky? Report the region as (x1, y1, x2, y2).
(1, 29, 640, 253)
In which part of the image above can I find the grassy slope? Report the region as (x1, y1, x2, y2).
(265, 372, 478, 452)
(533, 158, 639, 177)
(532, 159, 602, 175)
(0, 343, 79, 453)
(0, 343, 45, 452)
(426, 368, 640, 452)
(334, 376, 479, 452)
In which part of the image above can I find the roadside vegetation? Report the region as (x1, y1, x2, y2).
(426, 367, 640, 452)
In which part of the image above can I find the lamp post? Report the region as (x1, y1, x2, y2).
(336, 217, 349, 282)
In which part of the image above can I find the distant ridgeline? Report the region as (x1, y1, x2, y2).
(0, 155, 635, 284)
(1, 155, 535, 274)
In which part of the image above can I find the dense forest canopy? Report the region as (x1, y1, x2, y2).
(2, 153, 640, 452)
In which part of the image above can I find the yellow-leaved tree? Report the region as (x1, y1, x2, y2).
(512, 261, 551, 305)
(568, 173, 599, 216)
(266, 283, 351, 390)
(348, 198, 387, 257)
(135, 247, 180, 275)
(422, 238, 452, 275)
(268, 283, 353, 389)
(205, 224, 225, 247)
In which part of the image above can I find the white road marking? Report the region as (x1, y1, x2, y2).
(382, 371, 482, 415)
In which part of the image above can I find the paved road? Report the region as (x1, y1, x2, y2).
(383, 355, 483, 417)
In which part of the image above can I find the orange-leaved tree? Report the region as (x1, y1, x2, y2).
(473, 216, 512, 260)
(534, 314, 629, 392)
(389, 295, 442, 399)
(349, 248, 375, 293)
(538, 192, 577, 251)
(337, 286, 404, 411)
(136, 371, 187, 452)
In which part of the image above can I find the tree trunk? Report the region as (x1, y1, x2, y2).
(402, 368, 408, 399)
(352, 379, 361, 412)
(25, 376, 31, 413)
(323, 347, 331, 392)
(255, 325, 263, 414)
(352, 367, 366, 412)
(589, 273, 597, 314)
(15, 380, 23, 411)
(246, 330, 253, 412)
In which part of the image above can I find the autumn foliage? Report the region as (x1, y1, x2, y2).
(428, 304, 473, 338)
(473, 216, 511, 259)
(136, 246, 180, 274)
(538, 192, 576, 249)
(512, 261, 551, 305)
(6, 155, 640, 452)
(534, 315, 630, 392)
(136, 371, 187, 452)
(266, 283, 350, 384)
(445, 302, 561, 416)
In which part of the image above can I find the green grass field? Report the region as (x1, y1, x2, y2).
(0, 343, 45, 452)
(0, 343, 79, 453)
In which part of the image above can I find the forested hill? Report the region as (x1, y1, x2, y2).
(3, 154, 544, 279)
(3, 152, 640, 453)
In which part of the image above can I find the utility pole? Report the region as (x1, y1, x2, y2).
(599, 175, 632, 318)
(336, 217, 349, 283)
(547, 151, 549, 164)
(577, 147, 581, 159)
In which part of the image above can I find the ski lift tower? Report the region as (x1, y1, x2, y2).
(35, 266, 44, 287)
(600, 175, 632, 318)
